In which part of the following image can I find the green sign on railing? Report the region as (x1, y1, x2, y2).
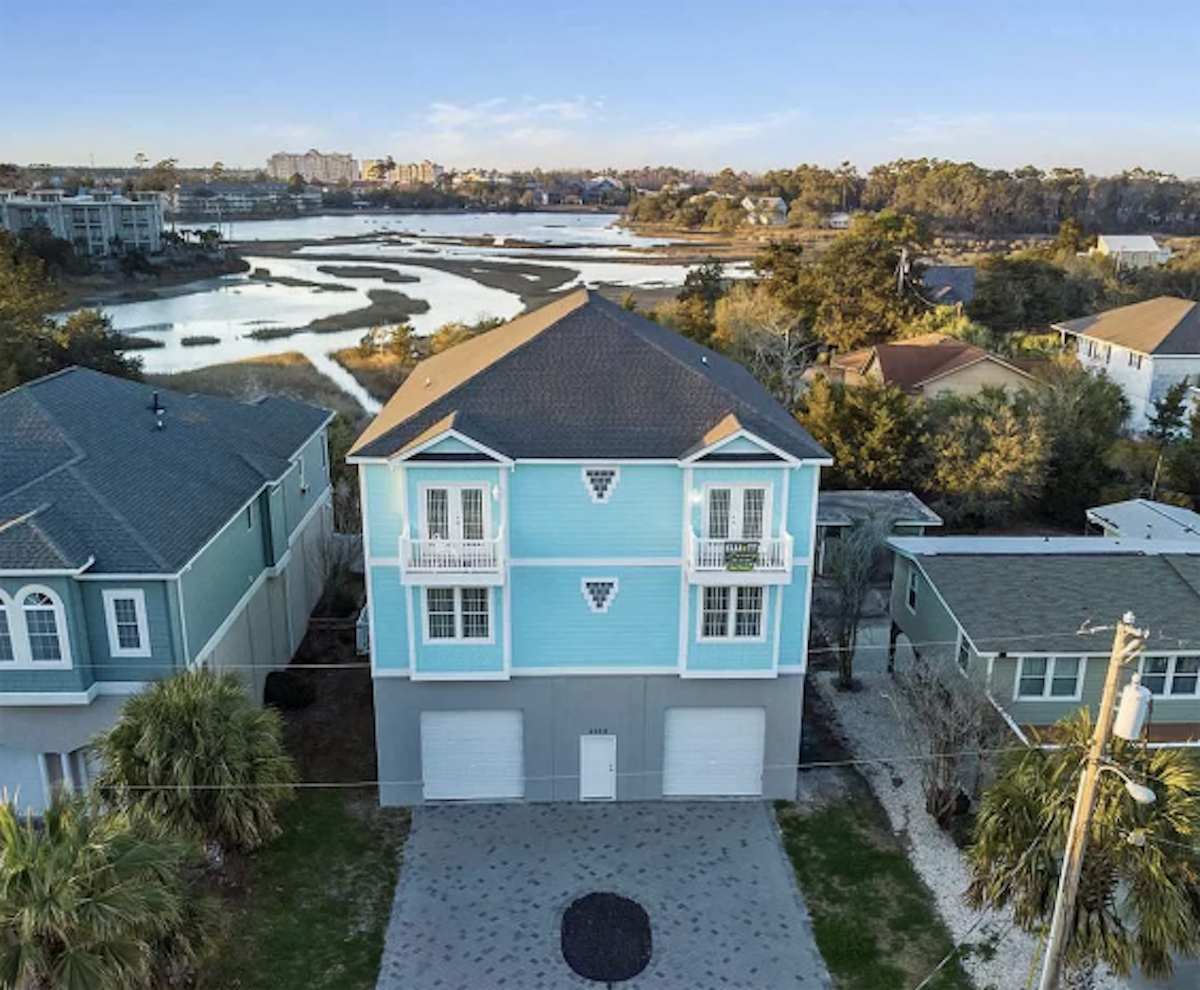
(724, 542, 760, 571)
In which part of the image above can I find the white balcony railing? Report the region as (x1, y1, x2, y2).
(686, 531, 793, 582)
(399, 531, 504, 578)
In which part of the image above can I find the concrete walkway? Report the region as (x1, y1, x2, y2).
(377, 801, 831, 990)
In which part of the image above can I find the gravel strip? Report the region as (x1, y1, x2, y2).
(809, 619, 1125, 990)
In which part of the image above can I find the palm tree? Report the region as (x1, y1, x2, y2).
(95, 669, 297, 852)
(0, 794, 215, 990)
(968, 710, 1200, 982)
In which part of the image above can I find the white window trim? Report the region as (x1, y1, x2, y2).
(421, 587, 495, 645)
(1138, 654, 1200, 698)
(905, 568, 919, 614)
(955, 628, 971, 674)
(580, 578, 619, 614)
(581, 466, 620, 504)
(102, 589, 151, 658)
(0, 586, 72, 670)
(696, 585, 768, 643)
(700, 482, 773, 540)
(1013, 655, 1086, 702)
(417, 482, 493, 541)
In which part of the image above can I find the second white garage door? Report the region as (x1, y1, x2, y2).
(662, 707, 766, 797)
(420, 710, 524, 801)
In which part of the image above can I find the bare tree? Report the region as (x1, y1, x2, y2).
(892, 652, 1009, 828)
(714, 282, 816, 405)
(826, 513, 894, 689)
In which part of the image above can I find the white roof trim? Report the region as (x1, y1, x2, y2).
(388, 428, 512, 466)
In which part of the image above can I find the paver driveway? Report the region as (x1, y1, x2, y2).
(376, 801, 831, 990)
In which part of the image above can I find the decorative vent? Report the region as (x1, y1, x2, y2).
(581, 579, 618, 614)
(583, 467, 619, 504)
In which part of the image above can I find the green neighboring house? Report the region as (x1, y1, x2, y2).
(0, 368, 333, 812)
(887, 536, 1200, 746)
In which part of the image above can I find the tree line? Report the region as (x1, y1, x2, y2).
(628, 159, 1200, 235)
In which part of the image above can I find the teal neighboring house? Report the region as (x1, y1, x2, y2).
(349, 290, 830, 804)
(0, 368, 333, 812)
(887, 536, 1200, 746)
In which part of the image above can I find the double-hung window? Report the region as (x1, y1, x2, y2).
(1016, 656, 1082, 699)
(1140, 655, 1200, 697)
(700, 586, 765, 640)
(102, 590, 151, 658)
(425, 588, 491, 642)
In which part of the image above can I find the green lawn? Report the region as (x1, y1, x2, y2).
(202, 790, 409, 990)
(776, 799, 973, 990)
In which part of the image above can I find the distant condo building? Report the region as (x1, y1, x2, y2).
(171, 183, 323, 218)
(0, 189, 163, 258)
(360, 159, 444, 186)
(267, 149, 359, 184)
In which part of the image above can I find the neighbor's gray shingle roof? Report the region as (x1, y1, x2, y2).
(0, 367, 330, 574)
(1055, 297, 1200, 356)
(909, 552, 1200, 656)
(920, 265, 976, 305)
(817, 490, 942, 528)
(350, 289, 828, 462)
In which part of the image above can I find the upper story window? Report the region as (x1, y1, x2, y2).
(699, 586, 765, 640)
(1016, 656, 1083, 700)
(0, 587, 71, 668)
(704, 485, 768, 541)
(423, 485, 487, 542)
(905, 568, 919, 612)
(956, 632, 970, 672)
(424, 587, 492, 643)
(1127, 351, 1144, 370)
(102, 589, 151, 658)
(1140, 655, 1200, 697)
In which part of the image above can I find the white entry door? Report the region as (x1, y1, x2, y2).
(579, 734, 617, 801)
(420, 710, 524, 800)
(662, 708, 765, 797)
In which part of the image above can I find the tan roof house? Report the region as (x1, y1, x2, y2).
(819, 333, 1037, 398)
(1055, 296, 1200, 431)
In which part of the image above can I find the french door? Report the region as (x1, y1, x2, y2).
(423, 486, 487, 541)
(704, 486, 768, 540)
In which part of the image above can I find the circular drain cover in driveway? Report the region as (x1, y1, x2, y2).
(561, 892, 651, 983)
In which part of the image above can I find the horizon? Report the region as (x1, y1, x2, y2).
(1, 0, 1199, 177)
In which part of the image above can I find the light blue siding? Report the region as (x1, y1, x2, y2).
(778, 576, 810, 669)
(510, 566, 680, 669)
(685, 585, 775, 673)
(368, 566, 409, 673)
(412, 587, 504, 676)
(510, 465, 682, 558)
(416, 436, 481, 455)
(787, 466, 820, 558)
(363, 465, 402, 559)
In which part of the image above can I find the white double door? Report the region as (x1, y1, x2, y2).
(705, 486, 768, 540)
(424, 486, 487, 541)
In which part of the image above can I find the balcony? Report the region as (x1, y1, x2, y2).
(685, 531, 794, 585)
(399, 531, 505, 586)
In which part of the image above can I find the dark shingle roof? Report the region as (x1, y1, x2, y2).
(920, 265, 976, 305)
(817, 490, 942, 528)
(350, 289, 828, 462)
(0, 368, 330, 574)
(908, 552, 1200, 655)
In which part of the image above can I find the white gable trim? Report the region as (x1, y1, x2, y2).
(681, 428, 802, 465)
(388, 428, 512, 465)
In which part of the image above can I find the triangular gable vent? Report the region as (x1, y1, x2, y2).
(582, 579, 618, 614)
(583, 467, 619, 504)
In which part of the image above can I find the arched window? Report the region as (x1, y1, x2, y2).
(22, 590, 66, 664)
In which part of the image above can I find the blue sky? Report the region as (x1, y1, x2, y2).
(1, 0, 1198, 175)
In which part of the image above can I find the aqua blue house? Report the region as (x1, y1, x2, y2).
(349, 290, 830, 804)
(0, 368, 332, 812)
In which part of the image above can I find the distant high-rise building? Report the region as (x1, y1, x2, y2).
(267, 149, 358, 185)
(395, 160, 443, 187)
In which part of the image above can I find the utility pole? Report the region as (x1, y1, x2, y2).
(1038, 613, 1145, 990)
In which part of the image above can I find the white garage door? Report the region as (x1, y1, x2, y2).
(663, 707, 765, 797)
(420, 710, 524, 801)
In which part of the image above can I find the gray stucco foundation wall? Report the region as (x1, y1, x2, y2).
(373, 673, 804, 806)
